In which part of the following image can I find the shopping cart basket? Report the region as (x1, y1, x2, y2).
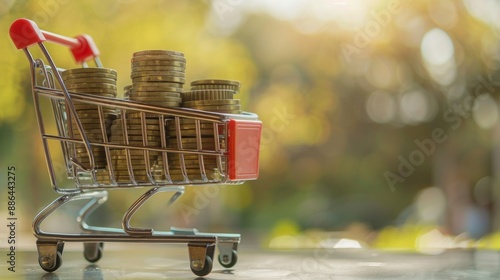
(9, 18, 262, 276)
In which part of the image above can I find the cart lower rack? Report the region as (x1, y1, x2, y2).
(9, 18, 262, 276)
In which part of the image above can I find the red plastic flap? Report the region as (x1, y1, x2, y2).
(9, 18, 46, 49)
(228, 119, 262, 180)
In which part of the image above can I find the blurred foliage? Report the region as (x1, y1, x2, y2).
(2, 0, 500, 249)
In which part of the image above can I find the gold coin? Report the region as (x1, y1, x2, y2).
(110, 124, 162, 131)
(69, 90, 117, 97)
(169, 158, 219, 164)
(74, 133, 105, 139)
(111, 159, 158, 165)
(73, 108, 117, 115)
(69, 123, 108, 130)
(125, 112, 166, 118)
(62, 68, 117, 76)
(132, 66, 185, 72)
(133, 50, 185, 57)
(166, 122, 215, 130)
(183, 90, 235, 101)
(111, 140, 163, 146)
(133, 86, 183, 93)
(131, 75, 185, 83)
(169, 154, 219, 160)
(183, 99, 240, 107)
(115, 135, 163, 141)
(167, 129, 215, 137)
(131, 55, 186, 63)
(104, 170, 153, 176)
(169, 161, 218, 167)
(167, 136, 217, 143)
(110, 157, 160, 162)
(167, 143, 219, 149)
(61, 72, 117, 79)
(63, 77, 117, 84)
(130, 91, 182, 99)
(190, 79, 240, 87)
(72, 103, 116, 110)
(131, 60, 186, 68)
(133, 81, 184, 88)
(167, 144, 219, 151)
(73, 160, 107, 166)
(131, 70, 184, 79)
(74, 157, 107, 162)
(175, 119, 217, 125)
(130, 96, 182, 103)
(66, 83, 117, 90)
(115, 118, 164, 125)
(70, 118, 110, 124)
(191, 84, 239, 92)
(110, 149, 162, 156)
(131, 100, 181, 107)
(74, 128, 107, 134)
(111, 127, 162, 134)
(71, 147, 106, 155)
(73, 112, 114, 119)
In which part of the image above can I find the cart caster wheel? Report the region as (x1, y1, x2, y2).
(191, 255, 213, 277)
(39, 251, 62, 272)
(219, 250, 238, 268)
(84, 242, 104, 263)
(37, 241, 64, 272)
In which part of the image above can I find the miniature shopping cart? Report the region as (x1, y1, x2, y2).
(9, 18, 262, 276)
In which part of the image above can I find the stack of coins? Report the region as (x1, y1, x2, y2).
(114, 50, 187, 181)
(62, 68, 117, 169)
(166, 79, 241, 181)
(190, 79, 240, 93)
(107, 115, 165, 183)
(129, 50, 185, 108)
(95, 150, 164, 183)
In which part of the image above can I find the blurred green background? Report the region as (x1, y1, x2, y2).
(2, 0, 500, 251)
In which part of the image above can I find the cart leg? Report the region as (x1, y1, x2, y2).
(188, 242, 215, 277)
(37, 240, 64, 272)
(218, 242, 239, 268)
(78, 193, 108, 232)
(123, 186, 184, 236)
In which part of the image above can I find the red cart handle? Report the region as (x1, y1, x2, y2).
(9, 18, 99, 63)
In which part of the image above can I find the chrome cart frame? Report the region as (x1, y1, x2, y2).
(9, 18, 262, 276)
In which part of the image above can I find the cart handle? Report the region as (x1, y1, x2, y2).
(9, 18, 99, 64)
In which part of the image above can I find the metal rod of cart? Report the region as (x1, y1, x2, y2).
(9, 18, 262, 277)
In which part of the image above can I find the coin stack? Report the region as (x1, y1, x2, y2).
(129, 49, 185, 108)
(94, 150, 164, 184)
(166, 79, 241, 181)
(62, 68, 118, 169)
(106, 114, 165, 183)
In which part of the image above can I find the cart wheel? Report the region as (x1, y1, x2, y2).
(39, 251, 62, 272)
(37, 241, 64, 272)
(84, 242, 104, 263)
(218, 250, 238, 268)
(190, 255, 213, 277)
